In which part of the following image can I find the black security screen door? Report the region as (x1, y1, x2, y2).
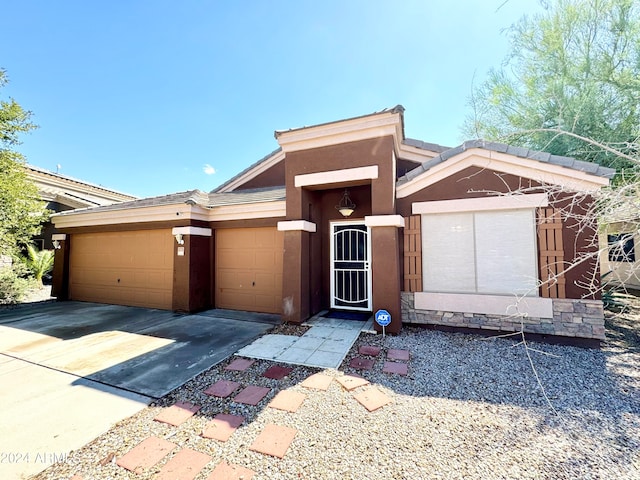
(330, 222, 371, 311)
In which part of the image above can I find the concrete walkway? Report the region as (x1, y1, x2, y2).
(236, 315, 374, 368)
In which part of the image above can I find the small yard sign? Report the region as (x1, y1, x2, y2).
(375, 309, 391, 337)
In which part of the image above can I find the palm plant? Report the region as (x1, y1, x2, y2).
(25, 244, 54, 287)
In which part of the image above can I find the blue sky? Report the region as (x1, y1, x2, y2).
(2, 1, 542, 198)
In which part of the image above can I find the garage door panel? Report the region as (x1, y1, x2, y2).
(215, 228, 283, 314)
(218, 252, 255, 269)
(70, 230, 173, 310)
(254, 294, 277, 312)
(255, 251, 278, 270)
(254, 272, 280, 291)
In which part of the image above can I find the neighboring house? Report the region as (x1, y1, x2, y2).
(50, 106, 614, 343)
(26, 165, 137, 249)
(599, 201, 640, 290)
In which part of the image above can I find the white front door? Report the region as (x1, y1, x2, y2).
(330, 222, 372, 311)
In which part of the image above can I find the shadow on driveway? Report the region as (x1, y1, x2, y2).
(0, 301, 278, 398)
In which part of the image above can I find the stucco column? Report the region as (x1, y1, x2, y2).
(366, 216, 404, 334)
(172, 227, 212, 313)
(278, 221, 316, 324)
(51, 234, 69, 300)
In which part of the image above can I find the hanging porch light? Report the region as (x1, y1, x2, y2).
(336, 189, 356, 217)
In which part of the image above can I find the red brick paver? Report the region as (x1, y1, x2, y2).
(116, 436, 176, 474)
(335, 374, 369, 391)
(202, 414, 245, 442)
(268, 390, 306, 413)
(249, 424, 297, 459)
(207, 460, 255, 480)
(353, 388, 392, 412)
(69, 476, 83, 480)
(383, 361, 409, 376)
(349, 357, 375, 370)
(154, 401, 201, 426)
(301, 373, 333, 391)
(233, 385, 271, 405)
(262, 365, 293, 379)
(387, 349, 410, 361)
(358, 345, 381, 356)
(204, 380, 241, 398)
(156, 448, 211, 480)
(225, 358, 255, 371)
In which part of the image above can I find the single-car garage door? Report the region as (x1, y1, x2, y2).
(216, 227, 284, 314)
(69, 230, 174, 309)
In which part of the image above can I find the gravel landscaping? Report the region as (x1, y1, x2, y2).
(32, 309, 640, 480)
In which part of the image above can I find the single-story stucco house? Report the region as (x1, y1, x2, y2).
(50, 106, 615, 344)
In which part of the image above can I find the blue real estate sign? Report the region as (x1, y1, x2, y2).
(375, 309, 391, 327)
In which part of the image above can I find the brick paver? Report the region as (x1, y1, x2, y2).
(268, 390, 306, 413)
(156, 448, 211, 480)
(383, 361, 409, 376)
(207, 460, 255, 480)
(233, 385, 271, 405)
(154, 401, 201, 426)
(336, 374, 369, 391)
(204, 380, 241, 398)
(349, 357, 375, 370)
(300, 373, 333, 391)
(358, 345, 381, 356)
(387, 349, 410, 361)
(116, 436, 176, 474)
(225, 358, 255, 371)
(202, 414, 245, 442)
(249, 424, 297, 459)
(353, 388, 392, 412)
(262, 365, 293, 379)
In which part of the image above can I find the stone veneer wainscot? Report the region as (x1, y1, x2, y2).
(401, 293, 605, 340)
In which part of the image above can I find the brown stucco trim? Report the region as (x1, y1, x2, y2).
(172, 234, 212, 312)
(51, 238, 70, 300)
(370, 226, 402, 334)
(56, 219, 210, 235)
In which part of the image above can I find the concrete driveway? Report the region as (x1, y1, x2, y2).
(0, 302, 277, 479)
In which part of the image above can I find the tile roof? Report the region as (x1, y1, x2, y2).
(208, 186, 285, 206)
(27, 164, 137, 199)
(53, 190, 208, 216)
(53, 187, 286, 216)
(403, 138, 450, 153)
(397, 139, 617, 185)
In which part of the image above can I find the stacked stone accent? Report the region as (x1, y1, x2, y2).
(401, 293, 605, 340)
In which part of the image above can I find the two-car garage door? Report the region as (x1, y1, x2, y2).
(215, 227, 284, 314)
(69, 230, 174, 310)
(68, 227, 283, 314)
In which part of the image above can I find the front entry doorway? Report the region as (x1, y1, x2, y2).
(330, 221, 372, 311)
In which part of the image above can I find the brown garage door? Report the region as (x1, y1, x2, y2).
(216, 227, 284, 314)
(69, 230, 173, 309)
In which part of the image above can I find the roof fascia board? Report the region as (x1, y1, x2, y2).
(276, 111, 403, 153)
(216, 149, 286, 193)
(208, 201, 286, 221)
(27, 168, 135, 202)
(396, 149, 609, 198)
(51, 204, 210, 229)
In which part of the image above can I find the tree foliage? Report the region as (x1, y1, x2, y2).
(0, 69, 48, 256)
(465, 0, 640, 170)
